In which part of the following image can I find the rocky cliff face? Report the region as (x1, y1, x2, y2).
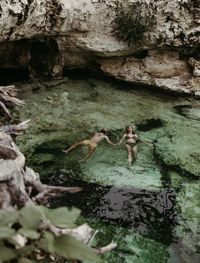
(0, 0, 200, 95)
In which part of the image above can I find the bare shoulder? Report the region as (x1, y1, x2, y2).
(93, 132, 100, 136)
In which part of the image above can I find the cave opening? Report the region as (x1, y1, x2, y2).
(0, 67, 29, 85)
(30, 38, 60, 77)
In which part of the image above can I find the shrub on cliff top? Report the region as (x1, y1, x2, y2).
(112, 2, 156, 46)
(190, 0, 200, 8)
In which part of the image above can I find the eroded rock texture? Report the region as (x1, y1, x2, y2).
(0, 0, 200, 95)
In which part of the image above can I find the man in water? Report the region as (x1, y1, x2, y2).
(62, 128, 116, 161)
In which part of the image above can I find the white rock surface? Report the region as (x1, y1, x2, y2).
(0, 0, 200, 95)
(99, 50, 200, 95)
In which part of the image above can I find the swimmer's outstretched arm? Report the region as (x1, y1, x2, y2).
(118, 134, 126, 145)
(105, 136, 116, 146)
(138, 137, 153, 147)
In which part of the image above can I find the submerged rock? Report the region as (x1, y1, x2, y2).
(155, 119, 200, 178)
(80, 142, 162, 190)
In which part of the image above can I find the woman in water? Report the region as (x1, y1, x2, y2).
(118, 125, 139, 166)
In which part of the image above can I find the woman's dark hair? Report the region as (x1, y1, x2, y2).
(125, 125, 135, 133)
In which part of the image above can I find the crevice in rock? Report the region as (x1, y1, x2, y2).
(132, 49, 148, 59)
(62, 60, 115, 82)
(179, 47, 200, 59)
(63, 68, 103, 80)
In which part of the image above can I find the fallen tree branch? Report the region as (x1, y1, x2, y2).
(95, 241, 117, 255)
(0, 101, 12, 118)
(2, 119, 31, 135)
(0, 85, 24, 119)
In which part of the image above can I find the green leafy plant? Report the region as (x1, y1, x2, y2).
(0, 206, 98, 263)
(113, 2, 156, 46)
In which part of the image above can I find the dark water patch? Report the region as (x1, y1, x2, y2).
(174, 104, 200, 121)
(174, 104, 192, 117)
(43, 172, 178, 245)
(34, 145, 64, 156)
(96, 187, 177, 245)
(151, 146, 172, 188)
(174, 104, 192, 116)
(136, 118, 164, 131)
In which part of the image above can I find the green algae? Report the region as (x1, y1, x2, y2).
(167, 170, 190, 190)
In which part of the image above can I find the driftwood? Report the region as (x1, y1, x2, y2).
(0, 85, 24, 119)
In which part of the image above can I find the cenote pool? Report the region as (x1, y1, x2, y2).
(16, 76, 200, 262)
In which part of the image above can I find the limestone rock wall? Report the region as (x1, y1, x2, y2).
(0, 0, 200, 95)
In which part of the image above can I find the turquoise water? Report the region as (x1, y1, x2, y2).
(16, 77, 200, 262)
